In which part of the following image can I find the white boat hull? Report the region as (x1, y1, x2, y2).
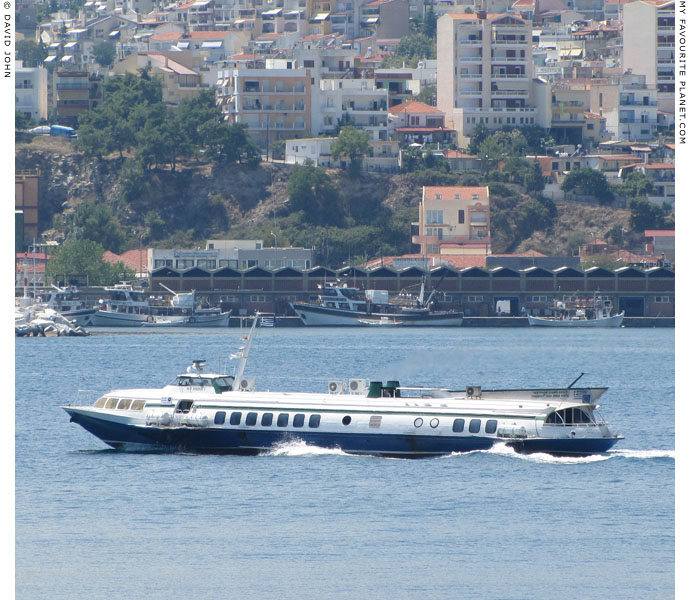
(141, 312, 231, 328)
(291, 303, 463, 326)
(91, 310, 150, 327)
(527, 313, 625, 327)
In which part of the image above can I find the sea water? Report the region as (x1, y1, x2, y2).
(15, 327, 674, 599)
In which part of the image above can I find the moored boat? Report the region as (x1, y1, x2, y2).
(63, 317, 622, 457)
(528, 295, 624, 328)
(291, 282, 463, 327)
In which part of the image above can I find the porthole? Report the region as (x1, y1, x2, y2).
(430, 418, 439, 429)
(414, 417, 423, 428)
(342, 415, 352, 425)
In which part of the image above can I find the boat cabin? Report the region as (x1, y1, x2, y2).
(174, 374, 235, 393)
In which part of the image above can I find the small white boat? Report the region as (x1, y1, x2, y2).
(528, 295, 624, 328)
(63, 316, 623, 457)
(357, 316, 403, 326)
(141, 312, 231, 328)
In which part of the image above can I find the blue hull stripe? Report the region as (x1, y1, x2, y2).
(68, 412, 620, 457)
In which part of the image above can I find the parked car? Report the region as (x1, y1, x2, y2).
(28, 126, 51, 135)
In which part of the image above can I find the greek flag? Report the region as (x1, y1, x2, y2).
(260, 316, 275, 327)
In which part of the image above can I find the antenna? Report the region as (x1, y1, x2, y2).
(567, 372, 586, 388)
(231, 313, 261, 390)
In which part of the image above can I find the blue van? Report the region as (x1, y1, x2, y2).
(50, 125, 78, 138)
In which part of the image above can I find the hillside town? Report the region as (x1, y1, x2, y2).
(14, 0, 676, 322)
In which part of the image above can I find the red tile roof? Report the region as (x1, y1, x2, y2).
(423, 186, 489, 203)
(644, 230, 675, 237)
(389, 100, 443, 115)
(103, 250, 147, 272)
(445, 150, 478, 159)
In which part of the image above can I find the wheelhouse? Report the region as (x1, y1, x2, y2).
(545, 407, 594, 425)
(174, 375, 235, 393)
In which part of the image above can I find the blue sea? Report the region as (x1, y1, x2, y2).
(15, 327, 675, 599)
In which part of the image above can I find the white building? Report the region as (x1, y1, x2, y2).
(590, 73, 658, 141)
(15, 62, 48, 123)
(149, 240, 313, 271)
(315, 78, 390, 140)
(622, 0, 674, 112)
(436, 11, 551, 145)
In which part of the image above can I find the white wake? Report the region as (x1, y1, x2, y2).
(263, 439, 349, 457)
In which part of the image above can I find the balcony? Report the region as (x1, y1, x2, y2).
(620, 99, 657, 106)
(493, 89, 529, 96)
(491, 72, 527, 79)
(459, 38, 482, 45)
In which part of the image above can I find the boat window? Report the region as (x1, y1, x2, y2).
(177, 377, 193, 386)
(309, 414, 321, 428)
(261, 413, 273, 426)
(117, 398, 132, 410)
(485, 419, 497, 434)
(246, 412, 257, 426)
(93, 397, 107, 408)
(213, 377, 234, 391)
(105, 398, 119, 409)
(546, 408, 592, 425)
(293, 414, 305, 428)
(230, 411, 242, 425)
(342, 415, 352, 425)
(214, 411, 226, 425)
(176, 400, 194, 414)
(453, 418, 465, 433)
(277, 413, 289, 427)
(131, 400, 146, 410)
(469, 419, 481, 433)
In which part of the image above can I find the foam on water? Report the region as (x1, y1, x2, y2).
(263, 439, 349, 457)
(610, 448, 675, 460)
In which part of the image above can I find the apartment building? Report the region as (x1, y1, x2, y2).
(590, 73, 658, 141)
(55, 70, 105, 127)
(216, 61, 312, 150)
(436, 11, 551, 145)
(622, 0, 674, 112)
(15, 63, 49, 124)
(316, 78, 389, 140)
(412, 186, 491, 256)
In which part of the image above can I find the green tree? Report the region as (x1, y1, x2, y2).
(524, 161, 546, 195)
(16, 40, 48, 67)
(382, 33, 436, 68)
(619, 170, 655, 200)
(629, 198, 673, 232)
(415, 84, 437, 106)
(15, 110, 33, 131)
(561, 167, 615, 205)
(72, 202, 125, 253)
(423, 7, 437, 39)
(46, 239, 133, 286)
(331, 126, 372, 179)
(287, 161, 343, 224)
(467, 122, 490, 155)
(92, 41, 116, 68)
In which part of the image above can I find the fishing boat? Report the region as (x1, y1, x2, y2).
(291, 282, 463, 327)
(63, 316, 623, 457)
(528, 295, 624, 328)
(19, 286, 97, 327)
(91, 283, 230, 327)
(357, 316, 403, 326)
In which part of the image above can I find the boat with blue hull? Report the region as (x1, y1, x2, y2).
(63, 318, 623, 458)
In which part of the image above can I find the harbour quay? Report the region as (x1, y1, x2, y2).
(140, 263, 673, 321)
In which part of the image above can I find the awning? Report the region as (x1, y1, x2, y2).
(365, 16, 380, 24)
(201, 40, 223, 48)
(60, 55, 73, 62)
(262, 8, 283, 16)
(310, 12, 330, 23)
(109, 30, 120, 38)
(64, 41, 78, 48)
(176, 41, 190, 48)
(43, 55, 57, 63)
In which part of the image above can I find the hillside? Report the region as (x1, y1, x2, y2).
(16, 135, 635, 263)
